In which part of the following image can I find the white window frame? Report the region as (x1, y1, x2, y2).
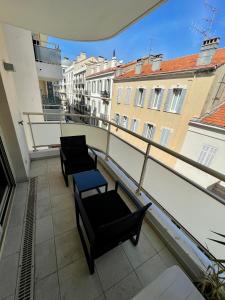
(137, 88, 145, 107)
(159, 127, 171, 146)
(130, 118, 138, 133)
(169, 88, 183, 113)
(198, 144, 217, 167)
(152, 88, 162, 109)
(125, 87, 132, 105)
(116, 87, 123, 104)
(143, 123, 155, 140)
(121, 115, 128, 128)
(114, 113, 120, 125)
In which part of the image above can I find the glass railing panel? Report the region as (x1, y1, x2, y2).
(34, 45, 61, 65)
(61, 124, 108, 153)
(142, 153, 225, 259)
(108, 134, 145, 183)
(32, 123, 61, 146)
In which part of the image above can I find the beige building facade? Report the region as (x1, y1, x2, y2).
(111, 38, 225, 167)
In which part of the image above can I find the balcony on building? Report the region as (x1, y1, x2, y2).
(33, 39, 63, 81)
(0, 0, 224, 299)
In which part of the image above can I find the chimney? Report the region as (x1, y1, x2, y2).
(197, 37, 220, 66)
(135, 59, 144, 75)
(151, 54, 163, 71)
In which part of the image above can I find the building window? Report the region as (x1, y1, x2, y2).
(164, 88, 187, 113)
(159, 128, 171, 146)
(198, 145, 217, 167)
(99, 80, 102, 92)
(134, 88, 146, 107)
(121, 116, 128, 128)
(149, 88, 164, 110)
(92, 81, 96, 93)
(125, 88, 132, 105)
(114, 113, 120, 125)
(130, 119, 138, 133)
(143, 123, 155, 140)
(116, 87, 123, 104)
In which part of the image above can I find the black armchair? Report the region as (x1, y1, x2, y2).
(60, 135, 97, 186)
(74, 181, 151, 274)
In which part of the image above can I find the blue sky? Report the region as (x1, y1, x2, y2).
(49, 0, 225, 63)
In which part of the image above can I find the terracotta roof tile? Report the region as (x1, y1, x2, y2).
(201, 103, 225, 127)
(116, 48, 225, 79)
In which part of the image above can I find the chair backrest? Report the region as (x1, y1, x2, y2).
(98, 202, 151, 241)
(60, 135, 87, 152)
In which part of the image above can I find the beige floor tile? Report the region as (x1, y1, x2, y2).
(142, 222, 165, 252)
(35, 272, 60, 300)
(122, 232, 157, 269)
(53, 207, 76, 236)
(35, 238, 57, 281)
(58, 258, 103, 300)
(2, 225, 23, 257)
(136, 253, 167, 287)
(51, 192, 74, 214)
(36, 215, 54, 244)
(105, 272, 142, 300)
(158, 247, 179, 268)
(55, 229, 83, 269)
(96, 246, 133, 291)
(0, 253, 19, 300)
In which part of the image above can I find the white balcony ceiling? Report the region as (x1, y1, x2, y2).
(0, 0, 165, 41)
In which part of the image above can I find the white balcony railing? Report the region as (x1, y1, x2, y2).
(23, 112, 225, 263)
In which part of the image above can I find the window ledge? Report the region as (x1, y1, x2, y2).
(164, 110, 181, 115)
(148, 107, 161, 111)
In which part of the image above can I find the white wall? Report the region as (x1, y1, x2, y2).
(175, 124, 225, 188)
(3, 24, 43, 115)
(36, 61, 63, 81)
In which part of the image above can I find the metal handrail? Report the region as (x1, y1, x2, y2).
(23, 111, 225, 184)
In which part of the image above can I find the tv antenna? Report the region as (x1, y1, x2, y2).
(192, 1, 218, 39)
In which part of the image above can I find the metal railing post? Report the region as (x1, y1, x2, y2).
(60, 112, 63, 136)
(136, 143, 151, 194)
(105, 123, 111, 161)
(27, 114, 37, 151)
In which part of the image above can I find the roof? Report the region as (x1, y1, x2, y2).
(86, 67, 118, 79)
(201, 103, 225, 128)
(116, 48, 225, 80)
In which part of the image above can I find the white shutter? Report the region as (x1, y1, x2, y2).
(134, 88, 139, 106)
(164, 89, 173, 112)
(148, 89, 155, 108)
(142, 123, 147, 137)
(130, 119, 134, 131)
(176, 89, 187, 113)
(157, 89, 164, 110)
(125, 88, 131, 105)
(160, 128, 170, 146)
(151, 125, 156, 139)
(141, 89, 146, 107)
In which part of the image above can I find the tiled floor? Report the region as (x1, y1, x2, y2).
(0, 157, 180, 300)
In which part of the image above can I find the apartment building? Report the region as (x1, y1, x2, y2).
(32, 33, 63, 104)
(111, 37, 225, 166)
(53, 57, 72, 109)
(85, 55, 121, 126)
(64, 52, 100, 108)
(176, 102, 225, 197)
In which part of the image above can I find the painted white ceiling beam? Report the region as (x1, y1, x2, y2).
(0, 0, 166, 41)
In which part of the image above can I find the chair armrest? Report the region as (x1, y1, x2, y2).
(74, 191, 96, 244)
(87, 146, 97, 167)
(60, 148, 67, 161)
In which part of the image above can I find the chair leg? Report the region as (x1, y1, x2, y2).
(60, 158, 69, 187)
(130, 231, 141, 246)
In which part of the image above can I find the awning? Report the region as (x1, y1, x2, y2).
(0, 0, 165, 41)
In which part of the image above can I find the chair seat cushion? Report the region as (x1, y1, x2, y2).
(82, 190, 131, 231)
(65, 154, 95, 174)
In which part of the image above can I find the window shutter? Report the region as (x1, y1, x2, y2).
(142, 123, 147, 137)
(130, 119, 134, 131)
(125, 88, 131, 105)
(126, 117, 129, 128)
(160, 128, 170, 146)
(151, 125, 156, 139)
(134, 88, 139, 106)
(157, 89, 164, 110)
(176, 89, 187, 113)
(164, 89, 173, 112)
(142, 89, 146, 107)
(135, 119, 139, 132)
(148, 89, 155, 108)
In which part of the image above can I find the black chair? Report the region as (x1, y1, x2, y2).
(60, 135, 97, 186)
(74, 181, 151, 274)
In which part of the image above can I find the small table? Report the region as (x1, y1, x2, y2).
(73, 169, 108, 198)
